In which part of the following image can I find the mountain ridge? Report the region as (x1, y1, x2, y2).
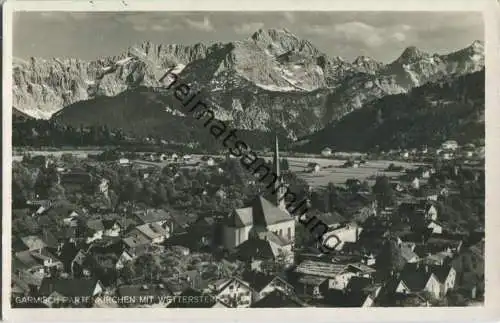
(13, 30, 484, 139)
(298, 69, 485, 152)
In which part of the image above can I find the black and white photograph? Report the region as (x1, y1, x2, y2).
(2, 0, 500, 320)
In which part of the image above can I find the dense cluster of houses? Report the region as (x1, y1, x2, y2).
(11, 142, 484, 308)
(321, 140, 485, 162)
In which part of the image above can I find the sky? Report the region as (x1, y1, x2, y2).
(13, 11, 484, 63)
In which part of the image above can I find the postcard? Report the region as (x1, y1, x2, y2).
(2, 0, 500, 322)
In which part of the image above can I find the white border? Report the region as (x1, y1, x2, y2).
(3, 0, 500, 322)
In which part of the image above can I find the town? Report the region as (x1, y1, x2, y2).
(11, 137, 484, 308)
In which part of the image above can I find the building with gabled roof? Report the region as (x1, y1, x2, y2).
(399, 263, 442, 299)
(222, 136, 295, 250)
(38, 278, 104, 307)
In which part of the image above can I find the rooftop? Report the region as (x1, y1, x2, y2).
(226, 196, 293, 228)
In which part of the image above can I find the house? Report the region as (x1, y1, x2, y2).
(377, 277, 427, 306)
(423, 189, 440, 201)
(38, 278, 104, 307)
(31, 201, 52, 217)
(307, 162, 321, 173)
(341, 276, 383, 307)
(14, 249, 63, 279)
(98, 179, 109, 195)
(250, 289, 306, 307)
(428, 264, 456, 296)
(293, 260, 376, 297)
(118, 158, 130, 166)
(223, 196, 295, 250)
(410, 177, 420, 190)
(399, 263, 443, 299)
(420, 169, 431, 179)
(321, 147, 332, 157)
(122, 234, 151, 257)
(416, 236, 463, 256)
(441, 140, 459, 151)
(362, 253, 377, 266)
(321, 222, 362, 251)
(71, 249, 90, 276)
(427, 220, 443, 234)
(201, 156, 215, 166)
(295, 274, 329, 299)
(85, 219, 105, 243)
(242, 272, 295, 301)
(134, 208, 171, 227)
(13, 235, 47, 253)
(400, 243, 420, 264)
(208, 277, 255, 308)
(102, 218, 122, 237)
(115, 250, 135, 270)
(439, 187, 450, 197)
(441, 151, 454, 160)
(128, 223, 168, 245)
(423, 251, 453, 266)
(421, 203, 438, 221)
(341, 160, 355, 168)
(392, 183, 405, 193)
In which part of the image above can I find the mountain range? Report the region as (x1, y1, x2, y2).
(13, 28, 485, 145)
(298, 69, 485, 152)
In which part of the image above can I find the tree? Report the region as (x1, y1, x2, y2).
(376, 239, 405, 275)
(154, 184, 168, 206)
(372, 176, 395, 209)
(134, 254, 163, 283)
(48, 183, 66, 201)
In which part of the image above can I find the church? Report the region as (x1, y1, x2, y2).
(222, 137, 295, 251)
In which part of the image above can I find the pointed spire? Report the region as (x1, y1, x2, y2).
(273, 134, 280, 179)
(272, 134, 286, 210)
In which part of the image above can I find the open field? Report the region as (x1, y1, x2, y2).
(260, 157, 425, 189)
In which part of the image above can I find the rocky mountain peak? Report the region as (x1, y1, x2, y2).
(353, 55, 371, 64)
(250, 28, 319, 57)
(467, 40, 485, 55)
(251, 28, 294, 42)
(396, 46, 430, 64)
(470, 39, 484, 49)
(352, 55, 382, 74)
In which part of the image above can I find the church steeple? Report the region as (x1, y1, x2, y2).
(273, 135, 280, 178)
(272, 135, 286, 210)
